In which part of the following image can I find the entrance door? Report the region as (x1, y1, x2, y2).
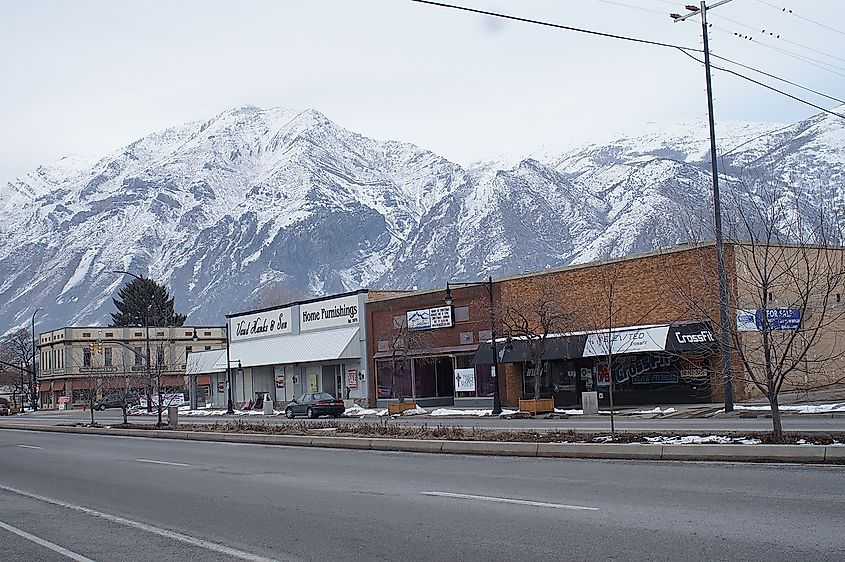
(321, 365, 339, 398)
(551, 361, 579, 407)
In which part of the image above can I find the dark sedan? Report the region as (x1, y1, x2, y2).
(284, 393, 345, 419)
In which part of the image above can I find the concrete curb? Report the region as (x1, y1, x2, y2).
(1, 423, 842, 463)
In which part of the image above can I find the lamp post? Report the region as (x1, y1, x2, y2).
(111, 271, 153, 412)
(223, 323, 241, 414)
(445, 276, 502, 415)
(30, 307, 43, 411)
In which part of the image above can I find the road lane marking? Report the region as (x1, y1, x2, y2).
(0, 520, 95, 562)
(0, 484, 283, 562)
(422, 491, 598, 511)
(17, 444, 44, 449)
(135, 458, 192, 467)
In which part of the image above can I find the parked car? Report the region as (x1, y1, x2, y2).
(93, 393, 139, 411)
(0, 402, 9, 416)
(284, 393, 345, 419)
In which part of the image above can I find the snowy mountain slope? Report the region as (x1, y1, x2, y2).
(2, 105, 843, 333)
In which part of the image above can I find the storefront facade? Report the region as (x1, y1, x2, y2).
(222, 290, 373, 407)
(367, 284, 500, 408)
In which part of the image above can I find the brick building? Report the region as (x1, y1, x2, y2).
(365, 242, 845, 409)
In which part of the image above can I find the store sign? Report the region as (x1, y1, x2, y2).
(407, 306, 454, 331)
(454, 368, 476, 392)
(736, 309, 801, 332)
(632, 372, 680, 385)
(57, 396, 71, 404)
(665, 323, 717, 352)
(300, 294, 359, 332)
(583, 326, 669, 357)
(346, 369, 358, 389)
(274, 365, 285, 388)
(217, 381, 225, 393)
(231, 307, 292, 341)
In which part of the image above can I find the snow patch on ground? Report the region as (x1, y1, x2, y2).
(633, 407, 677, 415)
(735, 402, 845, 414)
(343, 406, 388, 417)
(643, 435, 762, 445)
(430, 408, 518, 417)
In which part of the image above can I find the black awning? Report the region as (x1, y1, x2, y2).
(471, 335, 585, 365)
(664, 321, 718, 353)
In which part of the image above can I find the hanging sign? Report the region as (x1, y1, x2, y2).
(407, 306, 454, 330)
(346, 369, 358, 389)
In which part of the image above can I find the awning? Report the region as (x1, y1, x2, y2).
(51, 381, 64, 391)
(186, 349, 226, 375)
(471, 336, 585, 365)
(230, 326, 360, 368)
(197, 375, 212, 386)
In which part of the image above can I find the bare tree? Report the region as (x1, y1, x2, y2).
(497, 276, 578, 405)
(251, 279, 306, 310)
(0, 328, 34, 411)
(674, 183, 845, 440)
(376, 314, 436, 404)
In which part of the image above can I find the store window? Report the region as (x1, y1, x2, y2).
(522, 362, 552, 397)
(376, 360, 412, 400)
(134, 347, 143, 365)
(104, 347, 113, 367)
(414, 357, 454, 398)
(83, 348, 91, 367)
(454, 355, 494, 398)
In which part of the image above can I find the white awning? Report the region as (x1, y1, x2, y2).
(230, 326, 360, 368)
(186, 349, 226, 375)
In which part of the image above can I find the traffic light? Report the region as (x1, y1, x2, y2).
(97, 343, 104, 354)
(88, 342, 96, 355)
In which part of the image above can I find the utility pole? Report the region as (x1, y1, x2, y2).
(672, 0, 735, 411)
(31, 307, 43, 411)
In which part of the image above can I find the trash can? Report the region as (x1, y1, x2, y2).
(168, 405, 179, 428)
(263, 393, 274, 415)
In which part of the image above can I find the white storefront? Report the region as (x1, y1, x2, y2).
(221, 291, 372, 407)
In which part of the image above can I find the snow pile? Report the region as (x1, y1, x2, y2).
(343, 405, 388, 417)
(399, 406, 428, 416)
(633, 407, 677, 415)
(643, 435, 762, 445)
(430, 408, 518, 417)
(735, 402, 845, 414)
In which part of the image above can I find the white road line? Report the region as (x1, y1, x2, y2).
(422, 491, 599, 511)
(135, 458, 192, 467)
(0, 484, 282, 562)
(17, 444, 44, 449)
(0, 520, 95, 562)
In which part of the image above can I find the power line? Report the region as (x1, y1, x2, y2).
(712, 25, 845, 78)
(678, 49, 845, 120)
(591, 0, 668, 17)
(710, 53, 845, 105)
(712, 13, 845, 64)
(753, 0, 845, 38)
(409, 0, 702, 51)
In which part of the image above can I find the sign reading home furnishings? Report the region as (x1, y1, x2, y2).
(299, 295, 360, 332)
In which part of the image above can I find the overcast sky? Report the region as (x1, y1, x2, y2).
(1, 0, 843, 182)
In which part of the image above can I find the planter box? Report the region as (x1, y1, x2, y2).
(519, 398, 555, 414)
(387, 402, 418, 414)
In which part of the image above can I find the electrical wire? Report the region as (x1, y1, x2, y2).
(677, 49, 845, 120)
(753, 0, 845, 38)
(712, 25, 845, 78)
(412, 0, 845, 120)
(409, 0, 702, 51)
(712, 13, 845, 64)
(709, 53, 845, 105)
(591, 0, 668, 17)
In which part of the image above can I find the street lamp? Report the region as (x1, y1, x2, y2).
(111, 270, 153, 412)
(31, 307, 43, 411)
(444, 276, 502, 415)
(223, 323, 241, 414)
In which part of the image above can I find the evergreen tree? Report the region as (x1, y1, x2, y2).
(110, 276, 187, 327)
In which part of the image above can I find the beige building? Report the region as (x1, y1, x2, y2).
(37, 325, 226, 409)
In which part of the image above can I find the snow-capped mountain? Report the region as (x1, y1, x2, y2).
(2, 105, 843, 333)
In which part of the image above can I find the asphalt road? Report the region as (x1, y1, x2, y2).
(1, 428, 843, 561)
(6, 408, 845, 433)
